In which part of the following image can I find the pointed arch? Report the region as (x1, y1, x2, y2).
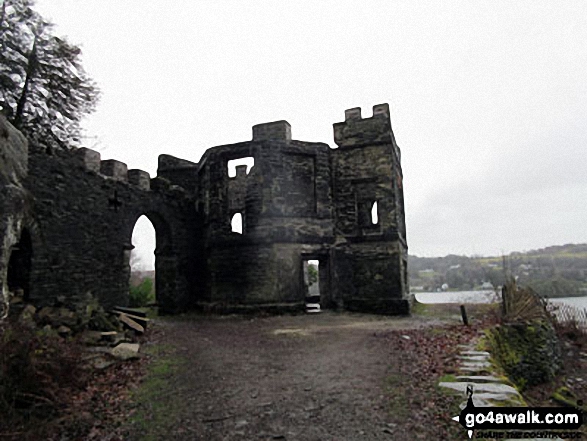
(7, 228, 32, 300)
(126, 210, 174, 309)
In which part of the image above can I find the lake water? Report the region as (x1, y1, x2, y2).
(415, 290, 587, 311)
(415, 290, 501, 304)
(549, 296, 587, 311)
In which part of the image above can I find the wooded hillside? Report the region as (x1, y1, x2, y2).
(409, 243, 587, 297)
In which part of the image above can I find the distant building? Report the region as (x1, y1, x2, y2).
(480, 282, 493, 290)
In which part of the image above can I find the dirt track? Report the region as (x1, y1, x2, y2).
(127, 312, 449, 441)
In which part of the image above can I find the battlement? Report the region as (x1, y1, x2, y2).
(157, 154, 198, 190)
(100, 159, 128, 182)
(128, 169, 151, 190)
(0, 104, 409, 318)
(334, 103, 393, 148)
(158, 154, 198, 171)
(75, 147, 101, 173)
(71, 148, 151, 189)
(252, 120, 291, 141)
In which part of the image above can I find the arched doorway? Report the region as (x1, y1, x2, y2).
(129, 216, 156, 307)
(7, 229, 32, 300)
(127, 212, 174, 312)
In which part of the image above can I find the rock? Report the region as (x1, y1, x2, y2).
(119, 313, 144, 334)
(85, 353, 116, 370)
(104, 331, 129, 347)
(93, 358, 116, 370)
(36, 306, 55, 324)
(19, 304, 36, 322)
(80, 330, 104, 345)
(235, 420, 248, 429)
(36, 306, 78, 328)
(57, 325, 72, 336)
(57, 307, 78, 327)
(88, 311, 118, 332)
(10, 295, 23, 304)
(110, 342, 140, 360)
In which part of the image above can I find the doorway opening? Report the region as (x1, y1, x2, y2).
(303, 259, 321, 313)
(129, 215, 156, 308)
(7, 229, 32, 301)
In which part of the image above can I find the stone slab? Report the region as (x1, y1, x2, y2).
(439, 381, 519, 395)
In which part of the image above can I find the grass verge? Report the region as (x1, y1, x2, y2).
(125, 343, 185, 440)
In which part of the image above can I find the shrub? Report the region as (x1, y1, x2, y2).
(129, 277, 155, 307)
(0, 320, 88, 430)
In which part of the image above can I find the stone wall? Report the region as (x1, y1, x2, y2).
(194, 106, 409, 314)
(21, 143, 199, 313)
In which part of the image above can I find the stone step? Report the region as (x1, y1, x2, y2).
(460, 360, 492, 369)
(461, 350, 490, 357)
(439, 381, 519, 395)
(458, 355, 490, 362)
(455, 375, 508, 384)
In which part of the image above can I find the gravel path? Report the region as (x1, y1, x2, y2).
(128, 312, 445, 441)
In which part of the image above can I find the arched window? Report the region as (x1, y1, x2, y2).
(231, 213, 243, 234)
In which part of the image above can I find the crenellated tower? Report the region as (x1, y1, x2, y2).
(330, 103, 409, 314)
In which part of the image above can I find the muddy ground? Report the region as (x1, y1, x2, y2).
(122, 311, 468, 441)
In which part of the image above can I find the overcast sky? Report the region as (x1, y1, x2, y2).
(35, 0, 587, 267)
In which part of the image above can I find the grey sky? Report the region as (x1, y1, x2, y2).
(35, 0, 587, 265)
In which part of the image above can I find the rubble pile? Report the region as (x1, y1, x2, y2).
(7, 291, 150, 369)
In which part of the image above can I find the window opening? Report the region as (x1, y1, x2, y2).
(231, 213, 243, 234)
(371, 201, 379, 225)
(227, 157, 254, 177)
(303, 259, 321, 313)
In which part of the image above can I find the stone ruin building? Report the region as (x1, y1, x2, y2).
(0, 103, 410, 316)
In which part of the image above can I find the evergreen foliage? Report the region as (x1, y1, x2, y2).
(129, 277, 155, 307)
(0, 0, 99, 150)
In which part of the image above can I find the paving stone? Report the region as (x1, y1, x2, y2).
(455, 375, 508, 384)
(461, 350, 490, 356)
(439, 381, 519, 395)
(458, 355, 490, 362)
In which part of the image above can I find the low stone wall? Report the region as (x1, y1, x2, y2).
(487, 320, 561, 389)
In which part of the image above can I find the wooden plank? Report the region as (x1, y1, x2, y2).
(118, 313, 144, 334)
(112, 306, 147, 318)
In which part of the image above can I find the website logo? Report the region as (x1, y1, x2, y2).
(452, 385, 583, 439)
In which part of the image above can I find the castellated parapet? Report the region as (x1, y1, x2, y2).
(0, 104, 409, 315)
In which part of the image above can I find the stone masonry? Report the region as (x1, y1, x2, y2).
(0, 103, 410, 315)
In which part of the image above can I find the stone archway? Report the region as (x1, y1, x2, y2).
(127, 211, 177, 313)
(7, 228, 32, 301)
